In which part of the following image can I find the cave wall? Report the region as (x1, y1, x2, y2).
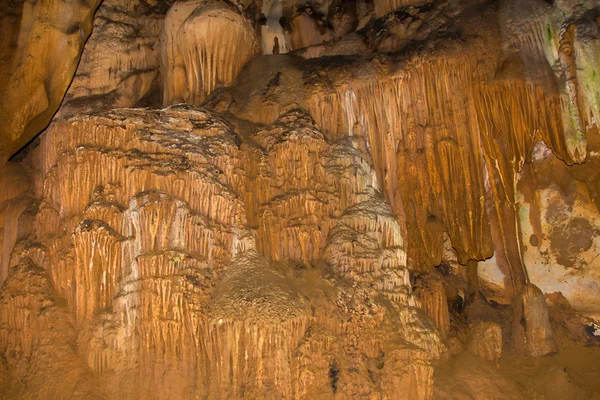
(0, 0, 600, 398)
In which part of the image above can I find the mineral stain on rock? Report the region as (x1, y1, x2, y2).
(550, 217, 596, 269)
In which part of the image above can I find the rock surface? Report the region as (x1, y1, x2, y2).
(0, 106, 441, 398)
(468, 321, 503, 363)
(0, 0, 101, 166)
(60, 0, 173, 115)
(513, 284, 558, 357)
(1, 0, 600, 398)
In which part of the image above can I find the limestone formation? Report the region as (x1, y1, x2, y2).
(0, 105, 442, 398)
(1, 0, 600, 398)
(513, 284, 558, 357)
(467, 321, 502, 363)
(0, 0, 101, 166)
(413, 275, 450, 338)
(162, 0, 259, 106)
(59, 0, 172, 115)
(0, 163, 33, 287)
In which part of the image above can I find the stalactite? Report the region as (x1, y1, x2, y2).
(250, 110, 346, 264)
(558, 24, 588, 161)
(306, 57, 496, 270)
(2, 0, 600, 398)
(305, 42, 590, 297)
(9, 106, 246, 398)
(161, 1, 259, 106)
(73, 220, 124, 323)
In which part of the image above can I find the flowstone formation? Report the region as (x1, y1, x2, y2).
(1, 0, 600, 399)
(0, 105, 440, 399)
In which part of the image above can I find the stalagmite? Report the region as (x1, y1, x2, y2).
(260, 0, 291, 54)
(206, 238, 312, 398)
(512, 284, 558, 357)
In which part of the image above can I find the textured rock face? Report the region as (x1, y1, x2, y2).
(0, 106, 441, 398)
(467, 321, 503, 363)
(60, 0, 172, 115)
(512, 284, 558, 357)
(0, 0, 101, 165)
(413, 275, 450, 338)
(1, 0, 600, 398)
(161, 0, 259, 106)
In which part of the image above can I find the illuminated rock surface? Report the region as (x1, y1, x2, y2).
(0, 0, 101, 165)
(1, 0, 600, 399)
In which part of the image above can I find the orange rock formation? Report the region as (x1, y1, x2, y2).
(1, 0, 600, 399)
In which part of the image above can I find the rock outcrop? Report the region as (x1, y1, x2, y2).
(467, 321, 503, 363)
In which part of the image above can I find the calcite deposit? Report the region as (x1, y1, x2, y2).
(0, 0, 101, 166)
(1, 0, 600, 399)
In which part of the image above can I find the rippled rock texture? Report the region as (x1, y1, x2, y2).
(1, 0, 600, 399)
(0, 106, 441, 399)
